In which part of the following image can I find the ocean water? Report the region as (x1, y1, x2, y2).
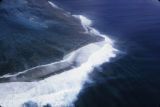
(0, 0, 116, 106)
(0, 0, 102, 76)
(53, 0, 160, 107)
(0, 0, 159, 107)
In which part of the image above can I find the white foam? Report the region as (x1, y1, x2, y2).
(0, 6, 117, 107)
(75, 15, 92, 26)
(48, 1, 59, 9)
(73, 15, 92, 33)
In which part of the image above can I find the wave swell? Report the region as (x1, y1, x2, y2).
(0, 1, 117, 107)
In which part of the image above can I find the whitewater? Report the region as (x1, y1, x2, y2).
(0, 1, 117, 107)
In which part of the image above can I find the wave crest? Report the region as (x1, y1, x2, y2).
(0, 2, 117, 107)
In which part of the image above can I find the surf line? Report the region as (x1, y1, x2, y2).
(0, 1, 117, 107)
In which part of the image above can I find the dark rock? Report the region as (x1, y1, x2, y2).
(43, 104, 52, 107)
(23, 101, 38, 107)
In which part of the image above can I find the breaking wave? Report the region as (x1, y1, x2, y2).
(0, 1, 117, 107)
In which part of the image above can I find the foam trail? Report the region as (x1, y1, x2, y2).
(0, 7, 117, 107)
(48, 1, 59, 9)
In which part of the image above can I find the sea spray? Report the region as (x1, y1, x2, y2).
(0, 1, 117, 107)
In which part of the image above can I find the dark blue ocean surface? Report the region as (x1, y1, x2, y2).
(53, 0, 160, 107)
(0, 0, 102, 77)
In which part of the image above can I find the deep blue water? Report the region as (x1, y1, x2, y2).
(0, 0, 102, 76)
(53, 0, 160, 107)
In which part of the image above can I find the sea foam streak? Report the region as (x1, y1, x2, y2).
(48, 1, 59, 9)
(0, 2, 117, 107)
